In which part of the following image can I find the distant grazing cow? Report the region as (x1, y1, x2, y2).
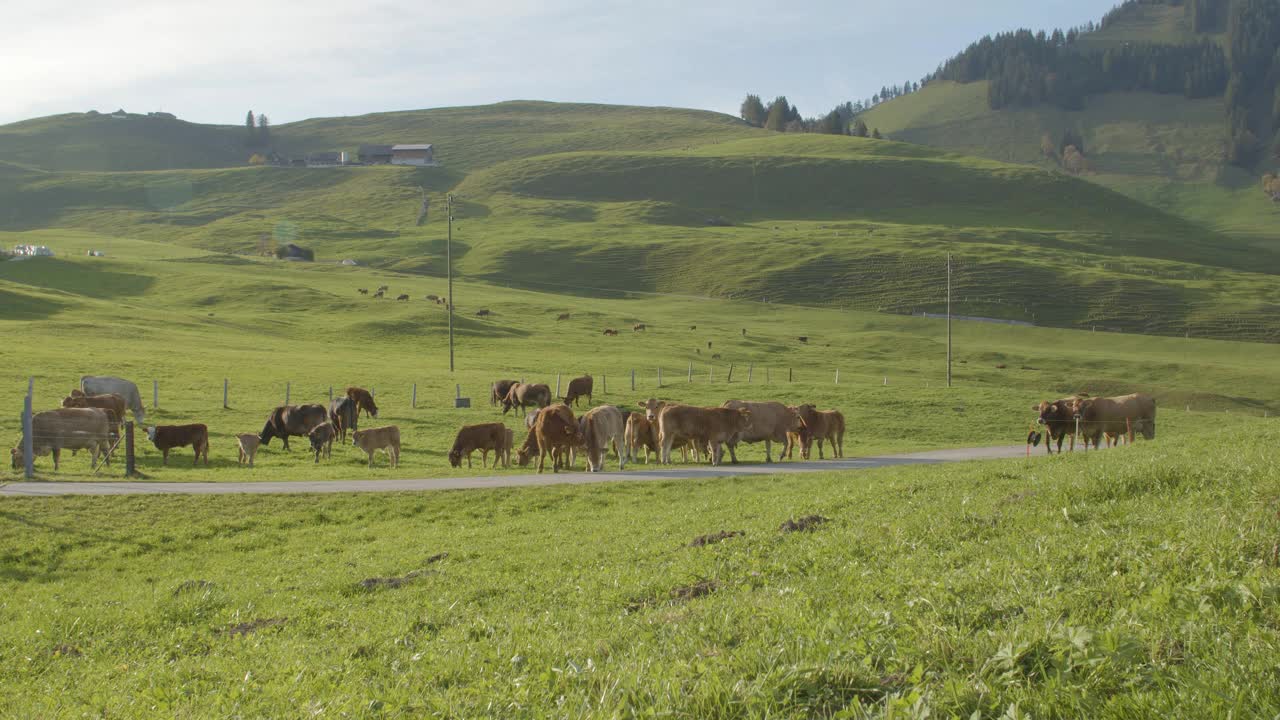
(147, 424, 209, 466)
(633, 324, 647, 332)
(793, 404, 846, 459)
(426, 294, 439, 301)
(346, 387, 378, 418)
(377, 285, 389, 293)
(329, 397, 358, 442)
(557, 313, 571, 321)
(62, 393, 126, 437)
(308, 422, 337, 463)
(396, 294, 410, 301)
(689, 325, 697, 330)
(259, 404, 329, 450)
(448, 423, 508, 468)
(1033, 396, 1085, 455)
(358, 288, 369, 295)
(1076, 393, 1157, 448)
(516, 426, 539, 467)
(742, 328, 747, 337)
(236, 433, 261, 467)
(476, 309, 491, 317)
(721, 400, 803, 463)
(563, 375, 594, 407)
(502, 383, 551, 415)
(707, 341, 712, 349)
(11, 407, 111, 471)
(711, 353, 721, 359)
(578, 405, 626, 472)
(797, 336, 808, 343)
(373, 290, 385, 299)
(352, 426, 400, 468)
(657, 405, 751, 466)
(80, 375, 145, 424)
(491, 379, 519, 407)
(603, 329, 619, 336)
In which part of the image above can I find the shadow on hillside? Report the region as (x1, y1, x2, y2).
(0, 258, 154, 301)
(0, 288, 69, 320)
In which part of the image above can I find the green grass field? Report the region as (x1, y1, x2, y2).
(2, 422, 1277, 716)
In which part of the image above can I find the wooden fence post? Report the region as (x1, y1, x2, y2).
(748, 364, 753, 383)
(835, 369, 840, 384)
(22, 379, 33, 479)
(709, 365, 714, 382)
(657, 367, 662, 387)
(286, 382, 291, 405)
(329, 386, 333, 402)
(223, 379, 229, 409)
(412, 383, 417, 409)
(688, 362, 693, 383)
(788, 368, 793, 383)
(125, 421, 135, 478)
(728, 365, 735, 383)
(153, 380, 158, 409)
(631, 369, 636, 391)
(766, 368, 770, 384)
(603, 374, 607, 394)
(555, 373, 561, 398)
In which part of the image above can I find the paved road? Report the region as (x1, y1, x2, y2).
(0, 445, 1028, 497)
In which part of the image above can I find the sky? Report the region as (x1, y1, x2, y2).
(2, 0, 1124, 126)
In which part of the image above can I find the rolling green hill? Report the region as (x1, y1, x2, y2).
(861, 4, 1278, 244)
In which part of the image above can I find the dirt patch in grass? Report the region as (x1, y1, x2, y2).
(357, 553, 449, 590)
(227, 617, 286, 637)
(779, 515, 828, 533)
(690, 530, 744, 547)
(626, 579, 720, 612)
(50, 644, 82, 658)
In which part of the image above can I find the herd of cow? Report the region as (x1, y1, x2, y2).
(8, 374, 1158, 474)
(445, 377, 848, 474)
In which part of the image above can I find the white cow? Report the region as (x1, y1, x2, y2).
(80, 375, 145, 424)
(577, 405, 627, 472)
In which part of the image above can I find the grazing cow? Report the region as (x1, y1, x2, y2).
(11, 407, 111, 471)
(657, 405, 752, 466)
(711, 353, 721, 359)
(797, 336, 808, 343)
(557, 313, 571, 321)
(426, 294, 439, 301)
(491, 379, 519, 407)
(62, 393, 126, 437)
(742, 328, 747, 337)
(603, 329, 619, 336)
(530, 404, 582, 473)
(793, 404, 846, 459)
(1076, 394, 1157, 448)
(329, 397, 358, 442)
(352, 426, 400, 468)
(579, 405, 627, 472)
(1033, 397, 1085, 455)
(448, 423, 509, 468)
(80, 375, 145, 423)
(146, 424, 209, 466)
(501, 383, 551, 415)
(309, 422, 337, 463)
(358, 288, 369, 295)
(476, 309, 491, 317)
(689, 325, 697, 330)
(259, 404, 329, 450)
(563, 375, 594, 407)
(373, 290, 385, 299)
(633, 324, 647, 332)
(721, 400, 804, 463)
(236, 433, 261, 467)
(516, 427, 539, 467)
(707, 341, 712, 349)
(346, 387, 378, 418)
(377, 285, 389, 293)
(396, 294, 410, 301)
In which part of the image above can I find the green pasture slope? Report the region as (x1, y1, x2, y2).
(1, 422, 1278, 716)
(1, 232, 1279, 484)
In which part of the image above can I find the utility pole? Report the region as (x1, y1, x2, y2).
(946, 253, 953, 389)
(447, 193, 455, 373)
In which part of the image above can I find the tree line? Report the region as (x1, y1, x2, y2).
(244, 111, 272, 149)
(930, 0, 1280, 167)
(738, 95, 883, 138)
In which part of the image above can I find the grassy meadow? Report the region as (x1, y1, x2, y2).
(2, 233, 1278, 483)
(1, 421, 1277, 716)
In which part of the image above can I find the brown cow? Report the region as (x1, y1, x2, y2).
(657, 405, 752, 466)
(476, 309, 491, 317)
(603, 329, 619, 336)
(358, 288, 369, 295)
(260, 404, 329, 450)
(563, 375, 594, 407)
(62, 393, 125, 438)
(633, 324, 647, 332)
(11, 408, 112, 471)
(1033, 396, 1085, 455)
(721, 400, 803, 463)
(329, 397, 358, 442)
(557, 313, 571, 321)
(352, 426, 400, 468)
(491, 379, 519, 407)
(1076, 394, 1157, 448)
(502, 383, 551, 415)
(346, 387, 379, 418)
(309, 422, 338, 463)
(396, 294, 410, 301)
(794, 404, 846, 459)
(147, 424, 210, 466)
(625, 412, 660, 464)
(448, 423, 508, 468)
(373, 290, 385, 299)
(578, 405, 626, 472)
(236, 433, 261, 467)
(522, 404, 581, 473)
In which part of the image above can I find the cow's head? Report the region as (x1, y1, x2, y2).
(639, 398, 666, 422)
(145, 426, 158, 442)
(259, 416, 278, 446)
(785, 407, 805, 432)
(351, 429, 365, 447)
(447, 448, 463, 468)
(1035, 400, 1076, 427)
(61, 396, 82, 408)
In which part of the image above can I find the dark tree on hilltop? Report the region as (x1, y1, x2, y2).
(764, 96, 793, 132)
(851, 118, 869, 138)
(245, 110, 256, 146)
(740, 94, 767, 127)
(815, 110, 845, 135)
(257, 114, 271, 147)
